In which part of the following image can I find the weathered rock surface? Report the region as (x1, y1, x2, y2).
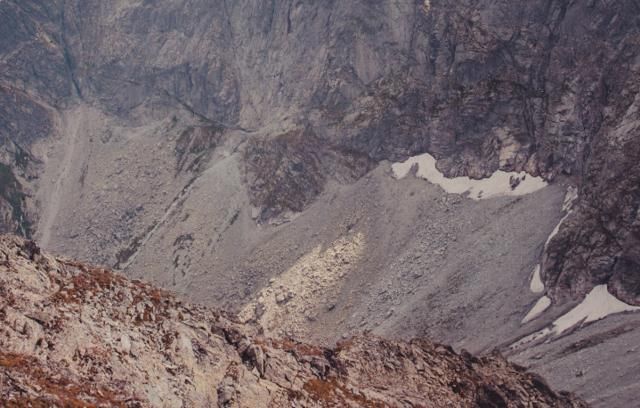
(0, 0, 638, 307)
(0, 234, 586, 407)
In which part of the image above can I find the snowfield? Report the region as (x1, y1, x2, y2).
(530, 264, 544, 293)
(392, 153, 547, 200)
(551, 285, 640, 335)
(522, 295, 551, 324)
(514, 285, 640, 348)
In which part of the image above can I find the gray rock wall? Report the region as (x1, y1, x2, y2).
(0, 0, 639, 304)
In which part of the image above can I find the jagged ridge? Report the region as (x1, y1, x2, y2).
(0, 235, 586, 407)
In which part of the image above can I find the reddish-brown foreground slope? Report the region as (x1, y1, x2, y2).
(0, 235, 585, 407)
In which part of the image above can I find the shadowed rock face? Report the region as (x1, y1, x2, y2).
(0, 1, 639, 307)
(0, 235, 587, 407)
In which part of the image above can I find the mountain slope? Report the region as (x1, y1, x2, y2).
(0, 1, 640, 406)
(0, 235, 587, 407)
(0, 0, 637, 308)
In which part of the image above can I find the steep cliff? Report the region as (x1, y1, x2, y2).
(1, 1, 640, 405)
(1, 0, 638, 307)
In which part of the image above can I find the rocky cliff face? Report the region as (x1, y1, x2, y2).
(2, 2, 640, 405)
(0, 235, 587, 407)
(1, 0, 638, 307)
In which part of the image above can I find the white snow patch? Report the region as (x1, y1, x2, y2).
(529, 264, 544, 293)
(513, 285, 640, 349)
(543, 186, 578, 249)
(522, 295, 551, 324)
(544, 210, 572, 249)
(391, 153, 547, 200)
(552, 285, 640, 335)
(562, 186, 578, 212)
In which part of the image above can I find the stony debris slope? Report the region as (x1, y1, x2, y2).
(0, 235, 585, 407)
(2, 0, 640, 309)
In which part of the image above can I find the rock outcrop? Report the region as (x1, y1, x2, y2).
(0, 235, 586, 407)
(0, 0, 639, 324)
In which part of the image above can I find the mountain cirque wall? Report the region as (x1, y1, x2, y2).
(0, 1, 639, 304)
(0, 234, 587, 407)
